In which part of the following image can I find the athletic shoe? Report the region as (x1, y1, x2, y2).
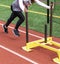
(2, 24, 8, 33)
(13, 29, 20, 37)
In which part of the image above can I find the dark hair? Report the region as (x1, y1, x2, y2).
(31, 0, 35, 3)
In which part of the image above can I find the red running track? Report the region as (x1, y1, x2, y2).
(0, 20, 60, 64)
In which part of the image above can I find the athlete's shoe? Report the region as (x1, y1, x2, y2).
(13, 29, 20, 37)
(2, 24, 8, 33)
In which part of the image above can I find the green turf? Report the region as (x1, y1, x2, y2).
(0, 0, 60, 38)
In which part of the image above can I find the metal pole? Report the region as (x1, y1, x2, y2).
(47, 0, 49, 23)
(45, 24, 47, 43)
(25, 6, 29, 43)
(50, 2, 53, 37)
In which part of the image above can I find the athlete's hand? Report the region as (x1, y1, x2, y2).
(24, 7, 28, 12)
(50, 2, 54, 9)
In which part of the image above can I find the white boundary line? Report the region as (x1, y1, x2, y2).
(0, 45, 38, 64)
(0, 23, 43, 39)
(0, 23, 59, 43)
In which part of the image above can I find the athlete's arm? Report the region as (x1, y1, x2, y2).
(35, 0, 50, 9)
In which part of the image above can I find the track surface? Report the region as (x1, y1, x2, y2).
(0, 20, 60, 64)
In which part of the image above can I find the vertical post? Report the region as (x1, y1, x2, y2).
(47, 0, 49, 23)
(50, 2, 53, 37)
(45, 24, 47, 43)
(25, 6, 29, 43)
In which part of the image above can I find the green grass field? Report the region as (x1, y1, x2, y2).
(0, 0, 60, 38)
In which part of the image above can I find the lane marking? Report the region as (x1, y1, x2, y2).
(0, 45, 38, 64)
(0, 23, 43, 39)
(0, 23, 59, 43)
(0, 4, 60, 19)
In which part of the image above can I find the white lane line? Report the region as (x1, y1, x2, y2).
(0, 23, 59, 43)
(0, 45, 38, 64)
(0, 23, 43, 39)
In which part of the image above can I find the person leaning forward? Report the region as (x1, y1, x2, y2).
(2, 0, 51, 37)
